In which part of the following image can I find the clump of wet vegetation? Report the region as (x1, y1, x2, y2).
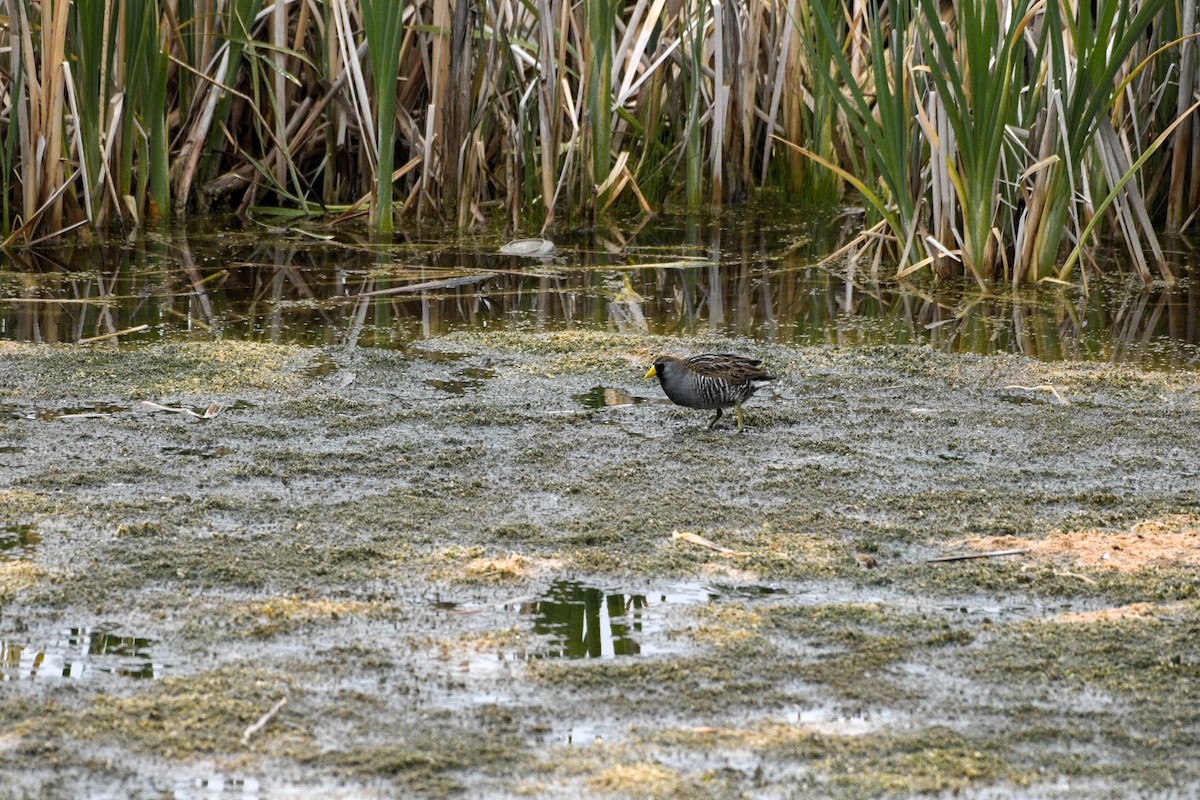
(976, 603, 1200, 705)
(228, 597, 398, 639)
(2, 666, 299, 760)
(760, 726, 1014, 796)
(0, 560, 43, 603)
(307, 725, 533, 795)
(3, 331, 1200, 797)
(0, 341, 305, 400)
(758, 603, 975, 701)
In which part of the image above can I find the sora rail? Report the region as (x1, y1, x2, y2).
(644, 353, 776, 432)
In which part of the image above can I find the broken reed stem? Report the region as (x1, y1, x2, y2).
(242, 696, 288, 746)
(77, 324, 150, 343)
(927, 548, 1030, 563)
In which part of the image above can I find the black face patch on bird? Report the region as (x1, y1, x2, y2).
(645, 356, 673, 380)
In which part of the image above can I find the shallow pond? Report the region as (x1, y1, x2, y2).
(2, 212, 1198, 368)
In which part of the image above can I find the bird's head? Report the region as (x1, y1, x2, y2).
(644, 355, 675, 380)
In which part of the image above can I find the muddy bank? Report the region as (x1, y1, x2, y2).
(1, 333, 1198, 798)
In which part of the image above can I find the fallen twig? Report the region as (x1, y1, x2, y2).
(242, 697, 287, 746)
(141, 401, 223, 419)
(337, 273, 496, 301)
(1004, 384, 1068, 405)
(452, 595, 539, 615)
(1053, 570, 1099, 585)
(77, 324, 150, 344)
(927, 548, 1029, 563)
(672, 531, 750, 558)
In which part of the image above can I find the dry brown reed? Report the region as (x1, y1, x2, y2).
(0, 0, 1194, 284)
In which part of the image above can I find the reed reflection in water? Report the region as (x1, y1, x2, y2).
(1, 627, 159, 681)
(524, 582, 647, 660)
(1, 215, 1198, 368)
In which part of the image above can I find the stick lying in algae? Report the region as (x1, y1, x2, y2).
(1004, 384, 1068, 405)
(927, 548, 1029, 563)
(141, 400, 223, 419)
(672, 531, 750, 557)
(242, 697, 287, 746)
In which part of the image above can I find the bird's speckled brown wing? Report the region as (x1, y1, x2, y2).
(683, 353, 776, 384)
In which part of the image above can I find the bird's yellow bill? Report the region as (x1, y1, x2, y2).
(644, 365, 657, 379)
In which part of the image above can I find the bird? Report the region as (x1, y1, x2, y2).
(644, 353, 777, 432)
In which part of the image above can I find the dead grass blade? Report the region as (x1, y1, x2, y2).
(927, 549, 1029, 563)
(672, 530, 750, 558)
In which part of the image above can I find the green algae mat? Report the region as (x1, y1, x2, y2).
(1, 333, 1198, 798)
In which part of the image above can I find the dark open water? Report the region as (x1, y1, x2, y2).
(2, 211, 1197, 368)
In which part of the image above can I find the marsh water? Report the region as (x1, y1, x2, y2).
(2, 211, 1199, 368)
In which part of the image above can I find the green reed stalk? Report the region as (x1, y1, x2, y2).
(586, 0, 614, 200)
(145, 21, 171, 219)
(204, 0, 265, 179)
(917, 0, 1032, 282)
(1029, 0, 1168, 279)
(1167, 0, 1198, 232)
(683, 0, 705, 209)
(118, 1, 139, 203)
(535, 0, 558, 225)
(171, 0, 209, 120)
(68, 0, 114, 223)
(786, 0, 838, 203)
(1057, 79, 1200, 283)
(804, 0, 913, 259)
(361, 0, 405, 232)
(1, 0, 26, 232)
(631, 66, 672, 205)
(121, 0, 170, 219)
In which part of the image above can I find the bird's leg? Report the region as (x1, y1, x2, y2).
(736, 404, 744, 433)
(707, 408, 723, 429)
